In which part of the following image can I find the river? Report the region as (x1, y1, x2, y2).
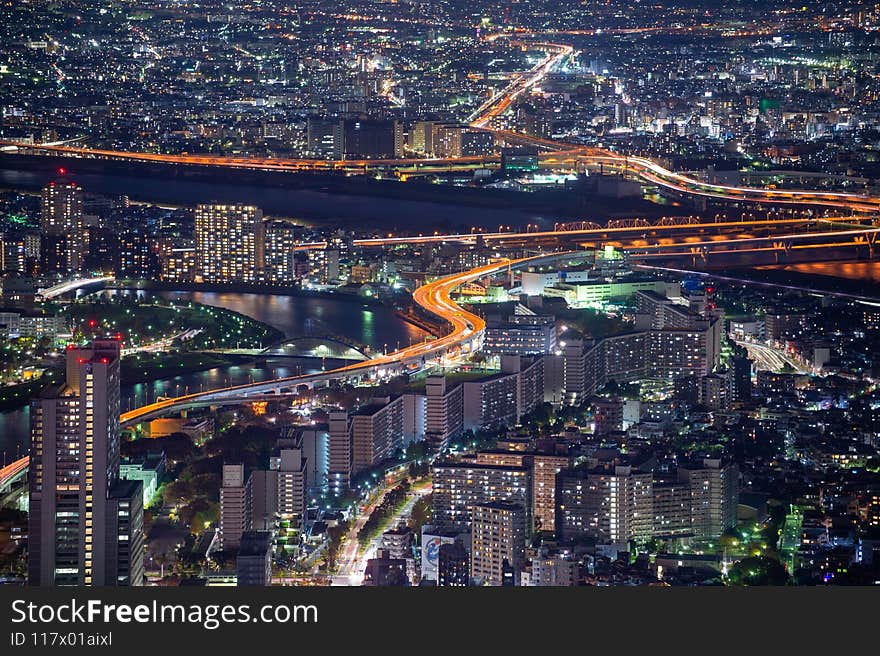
(767, 261, 880, 284)
(0, 290, 428, 463)
(0, 166, 554, 231)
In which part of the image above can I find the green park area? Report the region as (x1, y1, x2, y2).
(67, 297, 282, 351)
(68, 298, 283, 385)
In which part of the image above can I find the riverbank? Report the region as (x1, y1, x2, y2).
(0, 369, 63, 411)
(0, 154, 671, 229)
(112, 281, 437, 337)
(120, 352, 259, 386)
(111, 279, 392, 308)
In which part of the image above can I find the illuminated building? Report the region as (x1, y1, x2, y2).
(270, 438, 308, 526)
(160, 239, 197, 283)
(562, 319, 722, 404)
(532, 453, 571, 533)
(194, 204, 264, 283)
(470, 502, 526, 586)
(432, 461, 531, 534)
(381, 525, 413, 561)
(424, 375, 463, 445)
(328, 395, 416, 486)
(483, 315, 557, 355)
(343, 118, 403, 159)
(328, 411, 352, 495)
(306, 117, 344, 159)
(118, 228, 159, 280)
(528, 548, 579, 586)
(408, 120, 437, 155)
(556, 460, 739, 543)
(556, 465, 654, 545)
(263, 221, 299, 284)
(41, 181, 82, 234)
(40, 180, 84, 273)
(28, 340, 143, 586)
(462, 373, 519, 430)
(677, 459, 740, 539)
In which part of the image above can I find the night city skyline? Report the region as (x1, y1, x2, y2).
(1, 0, 880, 591)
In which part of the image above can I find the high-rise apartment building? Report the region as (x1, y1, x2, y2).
(678, 459, 740, 540)
(220, 463, 251, 550)
(262, 221, 299, 284)
(350, 396, 404, 475)
(40, 181, 84, 273)
(194, 204, 264, 283)
(556, 460, 739, 544)
(556, 465, 654, 544)
(483, 315, 557, 355)
(432, 461, 531, 534)
(41, 181, 83, 237)
(470, 502, 527, 586)
(118, 228, 159, 280)
(328, 411, 352, 495)
(532, 453, 571, 533)
(28, 339, 142, 586)
(159, 239, 197, 283)
(271, 441, 307, 525)
(424, 376, 463, 445)
(462, 373, 519, 431)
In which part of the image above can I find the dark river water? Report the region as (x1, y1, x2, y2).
(0, 167, 553, 231)
(0, 290, 428, 462)
(769, 261, 880, 283)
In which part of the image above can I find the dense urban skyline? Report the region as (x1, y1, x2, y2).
(0, 1, 879, 588)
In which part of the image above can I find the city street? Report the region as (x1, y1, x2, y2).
(735, 340, 809, 374)
(333, 480, 430, 586)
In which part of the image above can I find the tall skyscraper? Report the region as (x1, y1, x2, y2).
(40, 180, 84, 274)
(28, 339, 143, 586)
(194, 204, 264, 283)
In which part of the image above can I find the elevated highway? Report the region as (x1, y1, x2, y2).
(119, 251, 573, 427)
(0, 457, 28, 493)
(291, 215, 876, 251)
(622, 223, 880, 267)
